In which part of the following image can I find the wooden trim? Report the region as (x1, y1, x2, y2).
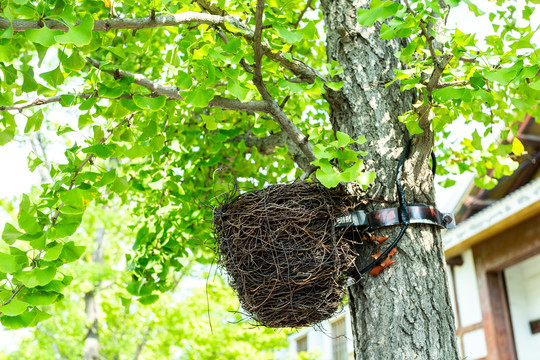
(530, 319, 540, 335)
(473, 214, 540, 272)
(469, 214, 540, 360)
(445, 200, 540, 258)
(474, 268, 517, 360)
(456, 321, 483, 337)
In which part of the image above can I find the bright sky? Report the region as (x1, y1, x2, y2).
(0, 0, 538, 351)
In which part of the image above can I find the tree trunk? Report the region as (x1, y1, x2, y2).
(320, 0, 461, 359)
(83, 226, 105, 360)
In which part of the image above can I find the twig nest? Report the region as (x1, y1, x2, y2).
(213, 182, 358, 328)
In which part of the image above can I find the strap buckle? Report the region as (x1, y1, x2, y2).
(336, 204, 455, 230)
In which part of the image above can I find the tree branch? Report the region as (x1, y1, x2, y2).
(229, 130, 287, 155)
(459, 57, 477, 63)
(404, 0, 438, 65)
(434, 80, 469, 90)
(293, 0, 314, 29)
(0, 12, 230, 32)
(86, 57, 270, 114)
(0, 253, 41, 315)
(132, 325, 152, 360)
(250, 0, 316, 165)
(0, 93, 144, 112)
(50, 114, 134, 227)
(194, 1, 326, 84)
(1, 11, 325, 84)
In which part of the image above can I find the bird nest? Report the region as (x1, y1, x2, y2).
(213, 182, 358, 328)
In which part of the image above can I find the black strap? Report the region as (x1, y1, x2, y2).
(357, 138, 411, 276)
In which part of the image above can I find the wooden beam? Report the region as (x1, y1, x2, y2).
(456, 321, 483, 337)
(444, 198, 540, 259)
(517, 133, 540, 146)
(468, 214, 540, 360)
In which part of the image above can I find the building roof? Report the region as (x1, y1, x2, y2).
(443, 176, 540, 258)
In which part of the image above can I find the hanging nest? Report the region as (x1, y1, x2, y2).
(213, 182, 358, 328)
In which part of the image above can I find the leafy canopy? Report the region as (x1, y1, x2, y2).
(0, 0, 538, 329)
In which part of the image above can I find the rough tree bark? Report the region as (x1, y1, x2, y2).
(320, 0, 461, 359)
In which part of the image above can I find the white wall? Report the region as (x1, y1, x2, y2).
(447, 249, 487, 359)
(505, 252, 540, 360)
(281, 307, 354, 360)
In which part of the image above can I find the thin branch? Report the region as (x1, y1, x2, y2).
(158, 116, 170, 209)
(0, 93, 146, 112)
(0, 253, 41, 315)
(132, 325, 152, 360)
(0, 285, 25, 312)
(459, 57, 477, 63)
(268, 101, 316, 163)
(404, 0, 438, 65)
(0, 12, 229, 32)
(194, 1, 326, 84)
(86, 57, 271, 114)
(250, 0, 316, 164)
(252, 0, 269, 99)
(434, 80, 469, 90)
(293, 0, 314, 29)
(229, 130, 287, 155)
(1, 11, 325, 84)
(50, 114, 134, 227)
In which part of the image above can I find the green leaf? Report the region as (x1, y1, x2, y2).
(530, 78, 540, 91)
(0, 252, 20, 273)
(18, 195, 42, 235)
(471, 130, 482, 150)
(356, 171, 376, 187)
(43, 242, 64, 261)
(55, 15, 94, 47)
(110, 177, 129, 193)
(95, 169, 117, 186)
(432, 87, 468, 102)
(336, 131, 353, 148)
(59, 188, 94, 209)
(27, 151, 43, 172)
(485, 64, 522, 86)
(62, 51, 86, 71)
(0, 308, 51, 329)
(25, 27, 61, 47)
(98, 84, 124, 99)
(512, 137, 524, 156)
(125, 144, 152, 159)
(15, 267, 57, 288)
(39, 66, 64, 88)
(326, 81, 344, 91)
(227, 78, 250, 101)
(439, 178, 457, 188)
(357, 0, 401, 26)
(405, 121, 424, 135)
(58, 242, 85, 263)
(316, 169, 341, 188)
(474, 175, 497, 190)
(274, 25, 303, 44)
(82, 144, 118, 159)
(24, 109, 44, 133)
(21, 291, 60, 306)
(177, 71, 193, 90)
(0, 126, 16, 146)
(22, 66, 39, 93)
(2, 223, 23, 245)
(133, 95, 167, 111)
(184, 88, 215, 107)
(138, 294, 159, 305)
(0, 300, 28, 316)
